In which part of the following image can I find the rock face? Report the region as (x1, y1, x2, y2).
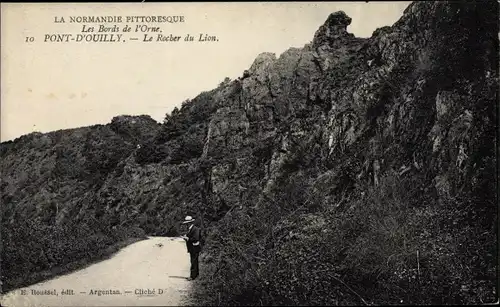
(312, 10, 354, 48)
(1, 1, 497, 305)
(1, 115, 160, 224)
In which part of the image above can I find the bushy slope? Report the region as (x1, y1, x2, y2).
(1, 115, 159, 291)
(1, 1, 497, 305)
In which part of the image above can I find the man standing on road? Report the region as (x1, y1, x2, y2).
(181, 215, 202, 281)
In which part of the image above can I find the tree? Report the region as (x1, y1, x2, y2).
(163, 113, 172, 125)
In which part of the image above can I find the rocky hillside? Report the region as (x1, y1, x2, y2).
(1, 115, 159, 291)
(1, 1, 498, 305)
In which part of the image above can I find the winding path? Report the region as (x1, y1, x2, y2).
(1, 237, 193, 307)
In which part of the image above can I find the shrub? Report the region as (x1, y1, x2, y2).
(2, 216, 146, 293)
(191, 170, 496, 306)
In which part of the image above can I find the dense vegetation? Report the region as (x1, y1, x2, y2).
(1, 116, 157, 292)
(3, 217, 145, 291)
(192, 171, 496, 305)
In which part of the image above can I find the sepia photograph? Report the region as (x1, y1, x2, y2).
(0, 1, 498, 306)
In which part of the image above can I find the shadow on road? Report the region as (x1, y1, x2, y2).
(169, 276, 189, 280)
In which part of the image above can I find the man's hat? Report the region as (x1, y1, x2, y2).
(182, 215, 195, 224)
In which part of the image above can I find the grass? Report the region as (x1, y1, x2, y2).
(189, 171, 497, 306)
(1, 236, 147, 295)
(1, 221, 148, 294)
(2, 236, 147, 294)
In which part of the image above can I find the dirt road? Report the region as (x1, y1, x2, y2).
(0, 237, 193, 307)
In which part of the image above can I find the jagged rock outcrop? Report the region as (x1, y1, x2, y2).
(1, 1, 497, 304)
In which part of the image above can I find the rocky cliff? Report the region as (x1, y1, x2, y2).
(1, 1, 498, 305)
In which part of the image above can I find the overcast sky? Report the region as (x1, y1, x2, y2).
(1, 2, 411, 142)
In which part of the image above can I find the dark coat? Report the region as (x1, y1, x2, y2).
(185, 224, 202, 254)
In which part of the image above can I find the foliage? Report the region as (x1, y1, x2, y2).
(2, 216, 146, 292)
(0, 118, 157, 292)
(191, 171, 497, 306)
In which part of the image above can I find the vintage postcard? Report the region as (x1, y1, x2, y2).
(1, 2, 497, 307)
